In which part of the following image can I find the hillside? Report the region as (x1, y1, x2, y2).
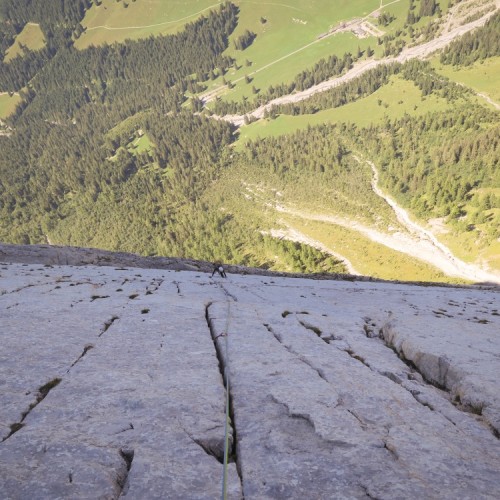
(0, 0, 499, 284)
(1, 246, 499, 498)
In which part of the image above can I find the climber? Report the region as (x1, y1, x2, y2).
(211, 263, 227, 278)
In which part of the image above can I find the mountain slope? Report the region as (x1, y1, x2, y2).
(0, 0, 498, 283)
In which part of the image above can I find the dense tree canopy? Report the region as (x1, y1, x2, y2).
(440, 11, 500, 65)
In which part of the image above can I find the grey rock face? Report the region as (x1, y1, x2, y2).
(0, 258, 499, 499)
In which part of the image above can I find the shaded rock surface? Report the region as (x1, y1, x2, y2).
(0, 248, 499, 499)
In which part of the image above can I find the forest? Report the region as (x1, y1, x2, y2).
(0, 0, 498, 277)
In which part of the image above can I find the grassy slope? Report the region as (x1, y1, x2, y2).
(229, 68, 499, 278)
(209, 0, 382, 101)
(0, 92, 21, 119)
(432, 55, 500, 108)
(286, 216, 460, 283)
(4, 23, 46, 62)
(236, 75, 466, 143)
(75, 0, 222, 48)
(426, 56, 500, 269)
(76, 0, 398, 100)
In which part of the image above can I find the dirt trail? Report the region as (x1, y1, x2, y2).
(85, 2, 222, 31)
(217, 4, 499, 126)
(475, 91, 500, 110)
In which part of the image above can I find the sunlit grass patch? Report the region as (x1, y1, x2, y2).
(4, 23, 46, 62)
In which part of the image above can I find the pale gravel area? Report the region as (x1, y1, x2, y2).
(272, 195, 500, 285)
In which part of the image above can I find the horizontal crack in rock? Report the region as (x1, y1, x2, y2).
(68, 344, 94, 372)
(345, 348, 369, 367)
(270, 395, 316, 431)
(99, 316, 119, 337)
(264, 323, 329, 382)
(90, 295, 110, 301)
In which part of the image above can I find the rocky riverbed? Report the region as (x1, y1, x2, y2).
(0, 245, 499, 498)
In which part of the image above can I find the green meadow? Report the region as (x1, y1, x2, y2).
(129, 134, 153, 155)
(428, 222, 500, 273)
(4, 23, 45, 62)
(433, 56, 500, 108)
(75, 0, 221, 48)
(205, 0, 398, 104)
(76, 0, 409, 102)
(235, 75, 464, 145)
(0, 92, 21, 119)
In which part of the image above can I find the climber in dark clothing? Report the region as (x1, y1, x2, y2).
(211, 263, 227, 278)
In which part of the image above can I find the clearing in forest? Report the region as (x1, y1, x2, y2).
(3, 23, 45, 62)
(75, 0, 221, 48)
(0, 93, 21, 119)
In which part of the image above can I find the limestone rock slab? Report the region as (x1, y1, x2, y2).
(1, 261, 499, 499)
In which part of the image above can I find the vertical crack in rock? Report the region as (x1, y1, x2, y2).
(117, 447, 134, 496)
(264, 323, 329, 382)
(67, 344, 94, 372)
(204, 303, 243, 491)
(2, 378, 62, 443)
(362, 319, 500, 438)
(99, 316, 119, 337)
(172, 281, 181, 295)
(378, 320, 500, 435)
(346, 408, 368, 431)
(335, 318, 469, 432)
(379, 320, 446, 390)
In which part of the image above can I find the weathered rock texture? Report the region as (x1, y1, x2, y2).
(0, 249, 499, 499)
